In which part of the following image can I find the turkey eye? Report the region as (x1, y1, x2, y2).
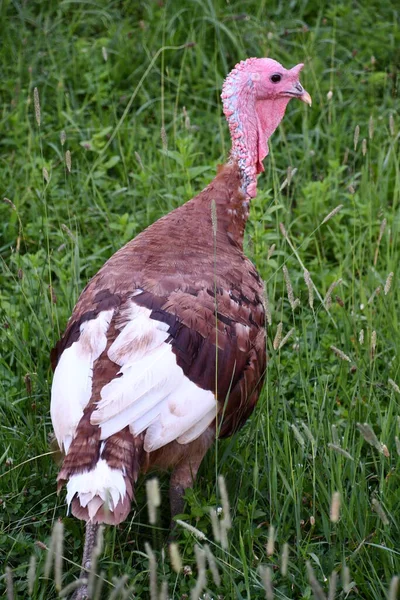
(270, 73, 282, 83)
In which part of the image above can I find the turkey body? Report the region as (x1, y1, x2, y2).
(51, 161, 266, 524)
(50, 56, 311, 534)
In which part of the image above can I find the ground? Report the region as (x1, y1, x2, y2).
(0, 0, 399, 598)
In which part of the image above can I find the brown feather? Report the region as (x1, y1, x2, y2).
(53, 161, 266, 522)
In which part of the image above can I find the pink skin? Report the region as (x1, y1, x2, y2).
(221, 58, 311, 199)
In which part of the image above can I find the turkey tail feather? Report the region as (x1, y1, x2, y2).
(58, 423, 144, 526)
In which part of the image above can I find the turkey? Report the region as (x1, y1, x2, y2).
(50, 57, 310, 590)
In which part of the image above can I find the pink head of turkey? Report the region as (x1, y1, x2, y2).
(222, 58, 311, 198)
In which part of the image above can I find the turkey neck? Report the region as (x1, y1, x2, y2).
(222, 85, 259, 200)
(221, 60, 291, 201)
(205, 162, 250, 251)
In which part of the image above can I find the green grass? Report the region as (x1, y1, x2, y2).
(1, 0, 399, 598)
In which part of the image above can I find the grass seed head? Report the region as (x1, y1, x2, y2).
(146, 477, 161, 524)
(279, 222, 288, 240)
(322, 204, 343, 225)
(3, 197, 17, 211)
(357, 422, 381, 451)
(302, 423, 316, 457)
(292, 298, 300, 309)
(330, 345, 351, 363)
(389, 576, 399, 600)
(304, 269, 314, 309)
(267, 244, 276, 260)
(367, 286, 381, 304)
(183, 106, 191, 130)
(291, 423, 305, 447)
(371, 330, 377, 357)
(280, 166, 297, 190)
(283, 266, 299, 310)
(260, 565, 274, 600)
(191, 545, 207, 600)
(371, 498, 389, 525)
(204, 544, 221, 586)
(35, 541, 47, 550)
(53, 520, 64, 591)
(287, 165, 297, 185)
(330, 491, 341, 523)
(158, 580, 168, 600)
(395, 436, 400, 456)
(44, 521, 63, 580)
(280, 542, 289, 576)
(378, 218, 387, 241)
(43, 167, 50, 183)
(267, 524, 275, 556)
(33, 87, 41, 127)
(331, 425, 339, 445)
(65, 150, 72, 173)
(135, 151, 144, 170)
(328, 443, 354, 461)
(145, 542, 158, 600)
(362, 138, 367, 156)
(60, 130, 66, 146)
(264, 288, 272, 326)
(306, 561, 327, 600)
(27, 555, 36, 596)
(353, 124, 360, 150)
(368, 115, 374, 139)
(61, 223, 76, 242)
(102, 46, 108, 61)
(59, 578, 89, 598)
(169, 543, 182, 573)
(217, 475, 231, 549)
(335, 295, 344, 307)
(109, 575, 129, 600)
(209, 508, 221, 543)
(388, 378, 400, 394)
(273, 322, 283, 350)
(389, 113, 395, 136)
(342, 564, 351, 593)
(359, 329, 364, 344)
(384, 272, 393, 295)
(176, 519, 206, 540)
(161, 126, 168, 150)
(218, 474, 231, 529)
(279, 327, 294, 350)
(324, 279, 342, 309)
(328, 571, 337, 600)
(217, 475, 230, 524)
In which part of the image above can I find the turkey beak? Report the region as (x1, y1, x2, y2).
(299, 88, 312, 106)
(292, 81, 312, 106)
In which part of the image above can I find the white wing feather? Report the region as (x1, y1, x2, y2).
(51, 310, 113, 453)
(143, 377, 216, 451)
(91, 301, 216, 448)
